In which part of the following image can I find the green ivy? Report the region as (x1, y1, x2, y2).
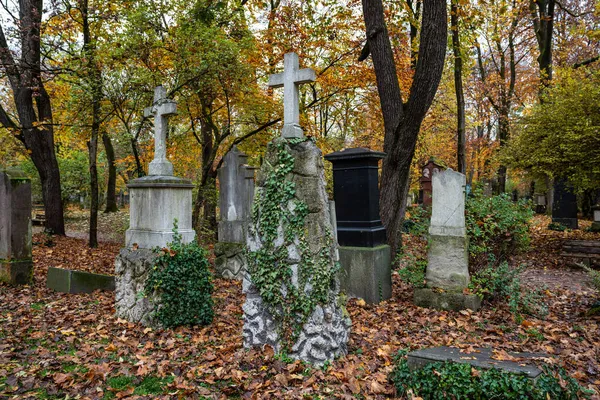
(390, 352, 593, 399)
(247, 138, 339, 351)
(145, 222, 214, 328)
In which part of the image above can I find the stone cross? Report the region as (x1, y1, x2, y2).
(268, 52, 316, 139)
(144, 86, 177, 176)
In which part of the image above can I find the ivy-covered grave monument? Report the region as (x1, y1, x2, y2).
(114, 86, 197, 327)
(243, 53, 351, 365)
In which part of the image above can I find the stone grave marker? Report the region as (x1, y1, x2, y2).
(325, 148, 391, 304)
(0, 168, 33, 285)
(243, 53, 350, 365)
(414, 169, 481, 311)
(419, 159, 444, 207)
(552, 178, 578, 229)
(115, 86, 196, 326)
(215, 146, 256, 279)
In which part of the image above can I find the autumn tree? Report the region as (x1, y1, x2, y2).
(361, 0, 447, 253)
(0, 0, 65, 234)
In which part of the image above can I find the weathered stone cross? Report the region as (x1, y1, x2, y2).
(268, 52, 316, 139)
(144, 85, 177, 176)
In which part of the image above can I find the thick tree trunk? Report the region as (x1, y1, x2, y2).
(451, 0, 466, 174)
(0, 0, 65, 235)
(530, 0, 555, 91)
(362, 0, 447, 255)
(102, 132, 118, 212)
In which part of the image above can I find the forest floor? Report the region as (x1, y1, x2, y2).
(2, 214, 600, 399)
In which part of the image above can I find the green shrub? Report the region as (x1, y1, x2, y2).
(582, 265, 600, 291)
(470, 261, 548, 322)
(548, 222, 568, 232)
(397, 254, 427, 288)
(466, 189, 533, 271)
(390, 352, 593, 399)
(145, 224, 214, 328)
(402, 206, 431, 237)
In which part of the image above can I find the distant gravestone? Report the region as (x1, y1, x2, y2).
(0, 168, 33, 285)
(414, 169, 481, 311)
(243, 53, 350, 365)
(419, 159, 444, 207)
(552, 178, 578, 229)
(215, 146, 256, 279)
(591, 205, 600, 233)
(115, 86, 196, 327)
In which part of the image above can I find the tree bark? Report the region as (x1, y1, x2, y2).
(362, 0, 447, 255)
(0, 0, 65, 235)
(451, 0, 466, 174)
(102, 131, 118, 212)
(81, 0, 100, 247)
(530, 0, 555, 91)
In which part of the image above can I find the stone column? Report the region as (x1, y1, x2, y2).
(0, 168, 33, 285)
(414, 169, 481, 311)
(215, 146, 256, 279)
(243, 138, 350, 365)
(325, 148, 391, 304)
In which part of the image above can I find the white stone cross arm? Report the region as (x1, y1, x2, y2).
(268, 52, 316, 139)
(144, 85, 177, 176)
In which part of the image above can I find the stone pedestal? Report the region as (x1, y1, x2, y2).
(552, 178, 578, 229)
(338, 245, 391, 303)
(214, 242, 245, 279)
(0, 168, 33, 285)
(590, 207, 600, 232)
(125, 176, 195, 249)
(114, 248, 160, 326)
(243, 138, 350, 365)
(325, 148, 391, 304)
(415, 169, 480, 311)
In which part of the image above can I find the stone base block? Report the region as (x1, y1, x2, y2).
(47, 267, 114, 294)
(427, 235, 469, 290)
(125, 229, 196, 250)
(590, 222, 600, 233)
(114, 248, 160, 326)
(214, 242, 246, 279)
(0, 259, 33, 285)
(552, 217, 578, 230)
(407, 346, 547, 379)
(339, 245, 391, 303)
(414, 288, 481, 311)
(218, 221, 246, 244)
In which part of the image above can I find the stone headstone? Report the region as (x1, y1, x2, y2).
(591, 205, 600, 232)
(552, 178, 578, 229)
(0, 168, 33, 285)
(535, 194, 547, 214)
(415, 169, 481, 311)
(325, 148, 391, 304)
(268, 52, 316, 139)
(215, 146, 256, 279)
(243, 138, 351, 365)
(116, 86, 196, 326)
(419, 159, 445, 207)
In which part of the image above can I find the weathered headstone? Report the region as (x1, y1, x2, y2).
(243, 53, 350, 365)
(325, 148, 391, 304)
(535, 194, 547, 214)
(414, 169, 481, 311)
(215, 146, 256, 279)
(115, 86, 196, 326)
(591, 205, 600, 233)
(552, 178, 578, 229)
(0, 168, 33, 285)
(419, 159, 444, 207)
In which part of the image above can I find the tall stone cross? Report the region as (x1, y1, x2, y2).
(144, 85, 177, 176)
(268, 52, 316, 139)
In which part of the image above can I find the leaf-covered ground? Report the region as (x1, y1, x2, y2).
(1, 216, 599, 399)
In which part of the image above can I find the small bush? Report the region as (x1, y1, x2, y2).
(145, 224, 214, 328)
(390, 352, 593, 399)
(548, 222, 568, 232)
(470, 261, 548, 322)
(582, 265, 600, 291)
(397, 254, 427, 288)
(466, 189, 533, 271)
(402, 206, 431, 237)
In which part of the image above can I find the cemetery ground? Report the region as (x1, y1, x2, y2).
(1, 214, 599, 399)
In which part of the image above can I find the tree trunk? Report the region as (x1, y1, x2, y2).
(102, 131, 118, 212)
(362, 0, 447, 255)
(530, 0, 555, 91)
(0, 0, 65, 235)
(82, 0, 100, 248)
(451, 0, 466, 174)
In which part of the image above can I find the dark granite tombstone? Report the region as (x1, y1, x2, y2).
(325, 148, 391, 303)
(419, 159, 445, 207)
(0, 168, 33, 285)
(552, 178, 578, 229)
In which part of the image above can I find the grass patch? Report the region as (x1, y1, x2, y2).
(104, 374, 174, 399)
